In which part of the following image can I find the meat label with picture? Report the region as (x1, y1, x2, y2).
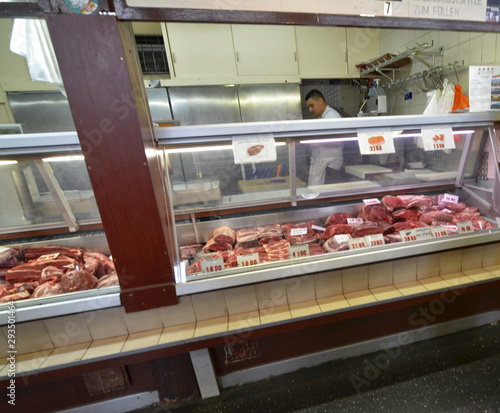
(232, 135, 277, 164)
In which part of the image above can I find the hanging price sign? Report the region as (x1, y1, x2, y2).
(421, 126, 455, 151)
(348, 238, 367, 250)
(431, 225, 448, 238)
(457, 221, 474, 233)
(365, 233, 385, 247)
(289, 245, 310, 259)
(201, 257, 225, 274)
(237, 253, 260, 268)
(357, 129, 395, 155)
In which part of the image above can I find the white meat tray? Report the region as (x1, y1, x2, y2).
(345, 164, 393, 179)
(415, 171, 457, 181)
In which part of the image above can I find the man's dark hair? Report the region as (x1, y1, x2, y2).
(305, 89, 325, 102)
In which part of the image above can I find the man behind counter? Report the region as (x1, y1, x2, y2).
(305, 89, 344, 186)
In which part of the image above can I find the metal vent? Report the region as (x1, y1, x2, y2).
(135, 35, 169, 74)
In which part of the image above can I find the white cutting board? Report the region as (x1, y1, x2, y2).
(345, 164, 393, 179)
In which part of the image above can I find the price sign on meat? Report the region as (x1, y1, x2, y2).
(348, 238, 367, 250)
(357, 129, 395, 155)
(443, 193, 459, 204)
(347, 218, 364, 225)
(400, 227, 432, 242)
(365, 234, 385, 247)
(237, 253, 260, 268)
(457, 221, 474, 234)
(201, 258, 224, 274)
(421, 126, 455, 151)
(431, 225, 448, 238)
(289, 245, 310, 259)
(38, 253, 60, 261)
(232, 134, 277, 164)
(290, 227, 308, 236)
(363, 198, 380, 206)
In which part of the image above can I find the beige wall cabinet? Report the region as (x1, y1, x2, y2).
(346, 27, 380, 77)
(231, 24, 298, 76)
(295, 26, 348, 78)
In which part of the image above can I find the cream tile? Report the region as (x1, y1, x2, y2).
(440, 272, 474, 287)
(482, 33, 497, 63)
(314, 270, 342, 299)
(393, 257, 417, 284)
(470, 36, 482, 64)
(484, 264, 500, 277)
(342, 266, 368, 294)
(417, 254, 440, 280)
(368, 261, 393, 289)
(289, 300, 321, 318)
(120, 307, 163, 334)
(44, 314, 92, 348)
(463, 268, 497, 282)
(256, 280, 288, 309)
(228, 311, 261, 331)
(1, 349, 52, 376)
(259, 304, 291, 325)
(395, 280, 428, 296)
(121, 328, 162, 352)
(461, 246, 484, 272)
(286, 275, 315, 304)
(158, 296, 196, 327)
(370, 285, 403, 301)
(344, 290, 377, 307)
(194, 316, 228, 338)
(158, 323, 196, 345)
(82, 336, 127, 360)
(191, 290, 228, 321)
(317, 295, 350, 312)
(440, 250, 463, 275)
(40, 343, 90, 369)
(482, 243, 500, 267)
(223, 285, 258, 315)
(419, 276, 451, 291)
(84, 307, 128, 341)
(1, 320, 53, 355)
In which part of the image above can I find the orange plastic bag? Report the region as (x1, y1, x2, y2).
(452, 84, 469, 112)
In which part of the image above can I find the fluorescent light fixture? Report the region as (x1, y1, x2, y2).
(42, 155, 85, 162)
(0, 160, 18, 166)
(165, 142, 286, 154)
(394, 130, 474, 138)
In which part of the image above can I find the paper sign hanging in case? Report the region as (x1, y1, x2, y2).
(357, 129, 395, 155)
(421, 126, 455, 151)
(232, 134, 277, 164)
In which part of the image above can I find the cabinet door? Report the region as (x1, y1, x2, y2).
(295, 27, 348, 78)
(232, 25, 298, 76)
(166, 23, 237, 78)
(346, 27, 380, 77)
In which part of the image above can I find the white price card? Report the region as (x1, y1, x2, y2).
(334, 234, 351, 243)
(357, 129, 395, 155)
(363, 198, 381, 206)
(443, 193, 459, 204)
(312, 225, 325, 232)
(348, 218, 364, 225)
(232, 134, 277, 164)
(457, 221, 474, 233)
(446, 225, 458, 233)
(237, 253, 260, 268)
(201, 257, 225, 274)
(348, 238, 367, 250)
(431, 226, 448, 238)
(421, 126, 455, 151)
(289, 245, 310, 259)
(365, 233, 385, 247)
(38, 253, 60, 261)
(291, 227, 308, 236)
(400, 227, 432, 242)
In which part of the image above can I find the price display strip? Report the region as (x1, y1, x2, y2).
(400, 227, 432, 243)
(289, 244, 310, 259)
(457, 221, 474, 234)
(348, 238, 367, 250)
(362, 198, 380, 206)
(430, 225, 448, 238)
(237, 253, 260, 268)
(290, 227, 308, 236)
(201, 257, 225, 274)
(365, 233, 385, 247)
(421, 126, 455, 152)
(357, 129, 395, 155)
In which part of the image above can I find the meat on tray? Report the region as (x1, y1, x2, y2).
(236, 224, 283, 243)
(61, 269, 98, 293)
(352, 222, 385, 238)
(41, 266, 64, 283)
(203, 238, 233, 253)
(0, 246, 24, 269)
(213, 226, 236, 244)
(0, 290, 30, 303)
(324, 224, 353, 240)
(358, 204, 392, 224)
(418, 210, 454, 225)
(180, 244, 203, 260)
(97, 272, 120, 288)
(382, 196, 406, 212)
(323, 234, 351, 253)
(281, 221, 322, 244)
(325, 212, 352, 226)
(398, 195, 434, 211)
(308, 243, 325, 256)
(391, 208, 420, 222)
(435, 194, 467, 212)
(263, 239, 290, 261)
(24, 245, 83, 261)
(5, 255, 77, 283)
(31, 281, 63, 299)
(83, 252, 115, 278)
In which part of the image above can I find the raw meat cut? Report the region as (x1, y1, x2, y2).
(398, 195, 434, 211)
(281, 221, 322, 244)
(236, 224, 282, 243)
(391, 208, 420, 222)
(0, 290, 30, 303)
(83, 252, 115, 278)
(41, 266, 64, 283)
(382, 196, 406, 212)
(258, 224, 283, 239)
(97, 272, 120, 288)
(453, 208, 480, 223)
(213, 226, 236, 244)
(358, 205, 392, 224)
(263, 240, 290, 261)
(6, 255, 77, 283)
(259, 236, 283, 246)
(31, 281, 63, 298)
(0, 246, 24, 268)
(418, 210, 454, 225)
(308, 243, 325, 256)
(203, 238, 233, 253)
(323, 224, 353, 240)
(188, 258, 205, 274)
(325, 212, 351, 226)
(323, 235, 351, 253)
(352, 222, 385, 238)
(235, 240, 261, 249)
(435, 194, 467, 212)
(61, 269, 98, 293)
(24, 245, 82, 261)
(180, 244, 203, 260)
(384, 233, 402, 243)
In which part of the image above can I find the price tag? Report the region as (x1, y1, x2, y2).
(421, 126, 455, 151)
(363, 198, 381, 206)
(431, 225, 448, 238)
(38, 253, 60, 261)
(201, 257, 225, 274)
(334, 234, 350, 243)
(232, 134, 277, 164)
(400, 227, 432, 242)
(446, 225, 458, 233)
(442, 208, 452, 213)
(400, 230, 418, 243)
(348, 218, 364, 225)
(289, 245, 310, 259)
(237, 253, 260, 268)
(443, 193, 459, 204)
(365, 233, 385, 247)
(457, 221, 474, 233)
(291, 227, 308, 236)
(348, 238, 367, 250)
(357, 129, 395, 155)
(311, 225, 325, 232)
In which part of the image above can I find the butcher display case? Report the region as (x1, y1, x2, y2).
(156, 112, 500, 295)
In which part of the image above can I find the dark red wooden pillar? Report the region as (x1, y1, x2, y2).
(45, 14, 177, 311)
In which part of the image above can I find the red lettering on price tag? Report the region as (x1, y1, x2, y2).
(370, 145, 383, 152)
(38, 253, 60, 261)
(431, 226, 448, 238)
(237, 253, 260, 267)
(365, 234, 385, 247)
(400, 230, 417, 243)
(363, 198, 381, 205)
(288, 245, 310, 259)
(201, 258, 225, 274)
(443, 193, 459, 204)
(348, 238, 367, 250)
(347, 218, 364, 225)
(457, 221, 474, 233)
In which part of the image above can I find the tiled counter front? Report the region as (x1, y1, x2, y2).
(1, 242, 500, 378)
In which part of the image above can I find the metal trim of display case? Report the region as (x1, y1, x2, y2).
(176, 230, 500, 295)
(0, 131, 81, 156)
